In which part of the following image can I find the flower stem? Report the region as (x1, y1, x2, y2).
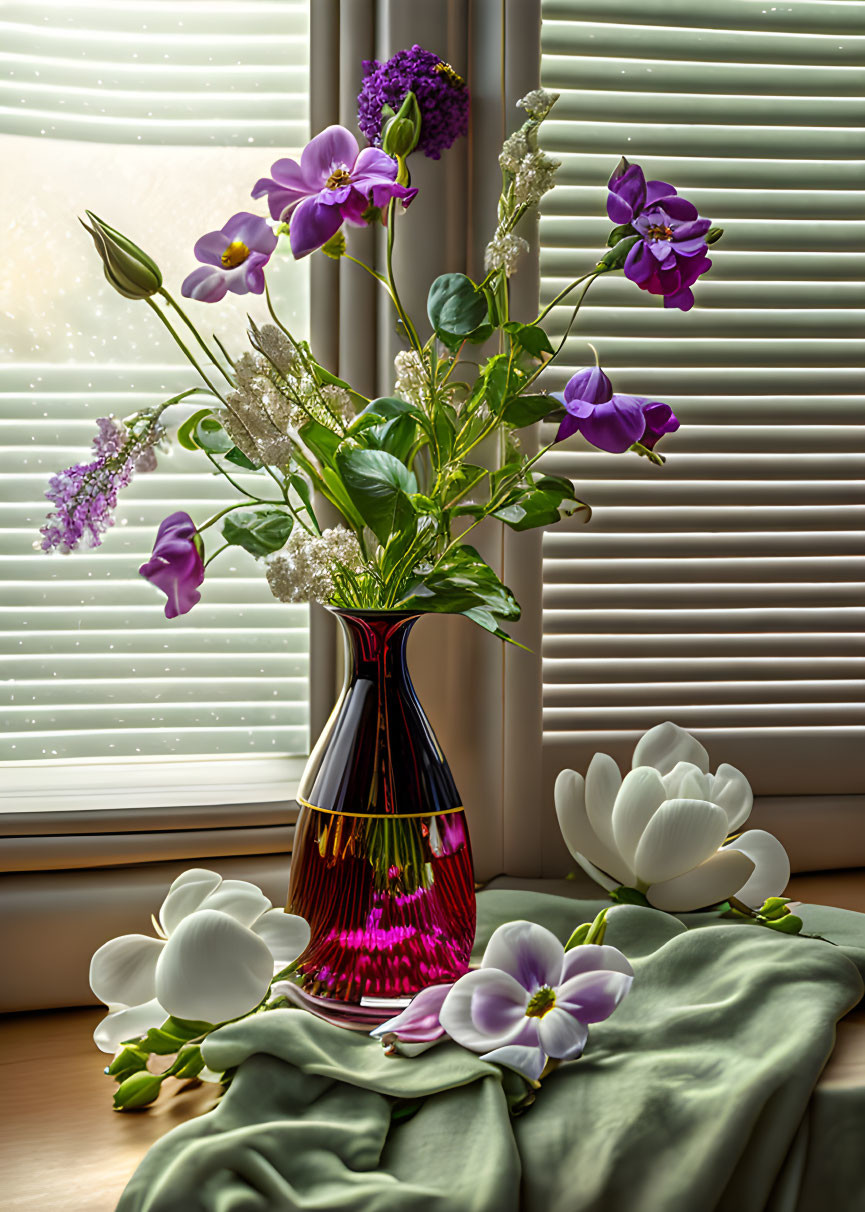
(385, 199, 423, 356)
(535, 271, 595, 325)
(203, 542, 230, 568)
(144, 298, 228, 404)
(158, 288, 235, 386)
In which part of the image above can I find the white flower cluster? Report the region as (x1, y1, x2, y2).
(484, 232, 529, 276)
(513, 148, 561, 205)
(499, 130, 529, 173)
(222, 325, 354, 467)
(265, 526, 363, 605)
(516, 88, 559, 120)
(393, 349, 428, 406)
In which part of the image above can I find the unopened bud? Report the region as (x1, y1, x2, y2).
(766, 914, 803, 935)
(381, 91, 422, 160)
(705, 227, 724, 246)
(113, 1070, 163, 1110)
(759, 896, 791, 921)
(81, 212, 163, 300)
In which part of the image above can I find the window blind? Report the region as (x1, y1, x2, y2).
(538, 0, 865, 797)
(0, 0, 311, 794)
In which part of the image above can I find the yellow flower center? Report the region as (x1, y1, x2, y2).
(646, 223, 674, 241)
(326, 168, 353, 190)
(434, 61, 465, 89)
(525, 986, 557, 1019)
(221, 240, 250, 268)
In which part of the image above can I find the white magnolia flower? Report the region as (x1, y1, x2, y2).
(89, 869, 310, 1053)
(555, 722, 790, 913)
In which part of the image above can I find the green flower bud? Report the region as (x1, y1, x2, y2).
(766, 914, 803, 935)
(382, 91, 422, 159)
(113, 1070, 163, 1110)
(564, 922, 590, 951)
(705, 227, 724, 246)
(105, 1046, 149, 1081)
(759, 896, 791, 921)
(169, 1045, 205, 1081)
(81, 211, 163, 300)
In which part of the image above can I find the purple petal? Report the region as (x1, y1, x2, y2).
(192, 231, 230, 267)
(560, 944, 634, 983)
(370, 983, 451, 1043)
(576, 395, 647, 454)
(557, 970, 633, 1024)
(537, 1007, 589, 1060)
(563, 366, 613, 408)
(250, 182, 303, 223)
(439, 968, 530, 1051)
(300, 125, 359, 187)
(351, 146, 399, 187)
(648, 241, 677, 266)
(240, 260, 266, 295)
(673, 219, 711, 241)
(606, 160, 646, 224)
(222, 212, 278, 255)
(139, 512, 204, 620)
(180, 265, 228, 303)
(663, 195, 699, 221)
(555, 413, 582, 443)
(673, 238, 709, 257)
(480, 920, 565, 991)
(289, 196, 345, 259)
(480, 1043, 547, 1081)
(644, 180, 677, 206)
(664, 285, 695, 311)
(623, 239, 657, 285)
(266, 155, 310, 192)
(368, 181, 419, 211)
(641, 401, 680, 447)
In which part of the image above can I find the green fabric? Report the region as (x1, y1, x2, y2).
(116, 891, 865, 1212)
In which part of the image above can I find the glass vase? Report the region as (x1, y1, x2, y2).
(287, 609, 476, 1011)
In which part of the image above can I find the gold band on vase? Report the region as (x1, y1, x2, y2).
(296, 794, 465, 820)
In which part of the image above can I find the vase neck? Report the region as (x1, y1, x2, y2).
(332, 610, 419, 689)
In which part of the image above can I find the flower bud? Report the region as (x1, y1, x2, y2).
(81, 211, 163, 300)
(169, 1045, 205, 1080)
(105, 1046, 148, 1081)
(766, 914, 803, 935)
(759, 896, 791, 921)
(705, 227, 724, 246)
(112, 1070, 163, 1110)
(382, 91, 422, 159)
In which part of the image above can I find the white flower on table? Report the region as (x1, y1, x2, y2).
(555, 722, 790, 912)
(89, 868, 310, 1052)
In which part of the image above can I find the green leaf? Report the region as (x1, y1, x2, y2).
(360, 397, 426, 425)
(176, 407, 213, 451)
(362, 413, 419, 463)
(288, 473, 319, 532)
(501, 394, 557, 429)
(607, 223, 636, 248)
(222, 507, 294, 557)
(335, 448, 418, 544)
(223, 446, 260, 470)
(504, 323, 554, 358)
(494, 474, 591, 532)
(134, 1027, 190, 1056)
(596, 234, 640, 272)
(298, 417, 342, 468)
(765, 914, 803, 935)
(609, 886, 650, 906)
(194, 415, 233, 455)
(400, 545, 520, 622)
(427, 273, 489, 337)
(105, 1046, 149, 1081)
(321, 230, 346, 259)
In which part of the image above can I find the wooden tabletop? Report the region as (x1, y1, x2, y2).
(0, 1007, 218, 1212)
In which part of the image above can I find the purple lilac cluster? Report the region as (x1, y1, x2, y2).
(357, 45, 469, 160)
(39, 416, 161, 553)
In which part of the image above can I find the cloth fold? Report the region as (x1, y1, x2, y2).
(116, 890, 865, 1212)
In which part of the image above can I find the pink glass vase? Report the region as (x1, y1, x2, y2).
(287, 609, 476, 1009)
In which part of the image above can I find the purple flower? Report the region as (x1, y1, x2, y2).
(181, 213, 277, 303)
(139, 512, 204, 619)
(553, 366, 679, 454)
(357, 45, 469, 160)
(438, 921, 633, 1081)
(251, 126, 417, 259)
(607, 158, 712, 312)
(371, 983, 452, 1056)
(39, 416, 161, 554)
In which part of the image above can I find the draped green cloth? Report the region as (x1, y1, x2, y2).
(116, 890, 865, 1212)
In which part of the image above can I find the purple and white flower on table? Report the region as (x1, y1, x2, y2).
(180, 212, 278, 303)
(139, 511, 205, 619)
(252, 125, 418, 258)
(89, 869, 310, 1053)
(555, 722, 791, 914)
(371, 920, 633, 1082)
(553, 364, 679, 454)
(607, 158, 712, 312)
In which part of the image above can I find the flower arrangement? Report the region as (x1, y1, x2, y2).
(39, 50, 722, 642)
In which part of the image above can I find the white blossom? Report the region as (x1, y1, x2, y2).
(484, 232, 529, 276)
(394, 349, 428, 406)
(499, 130, 529, 173)
(265, 526, 363, 605)
(513, 149, 561, 205)
(516, 89, 559, 120)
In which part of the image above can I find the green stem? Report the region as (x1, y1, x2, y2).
(385, 199, 423, 355)
(158, 288, 235, 386)
(145, 298, 228, 404)
(203, 542, 230, 568)
(535, 271, 595, 325)
(203, 450, 276, 500)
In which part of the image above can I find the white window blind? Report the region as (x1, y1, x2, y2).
(0, 0, 311, 802)
(538, 0, 865, 797)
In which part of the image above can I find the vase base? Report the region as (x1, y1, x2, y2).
(277, 980, 412, 1030)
